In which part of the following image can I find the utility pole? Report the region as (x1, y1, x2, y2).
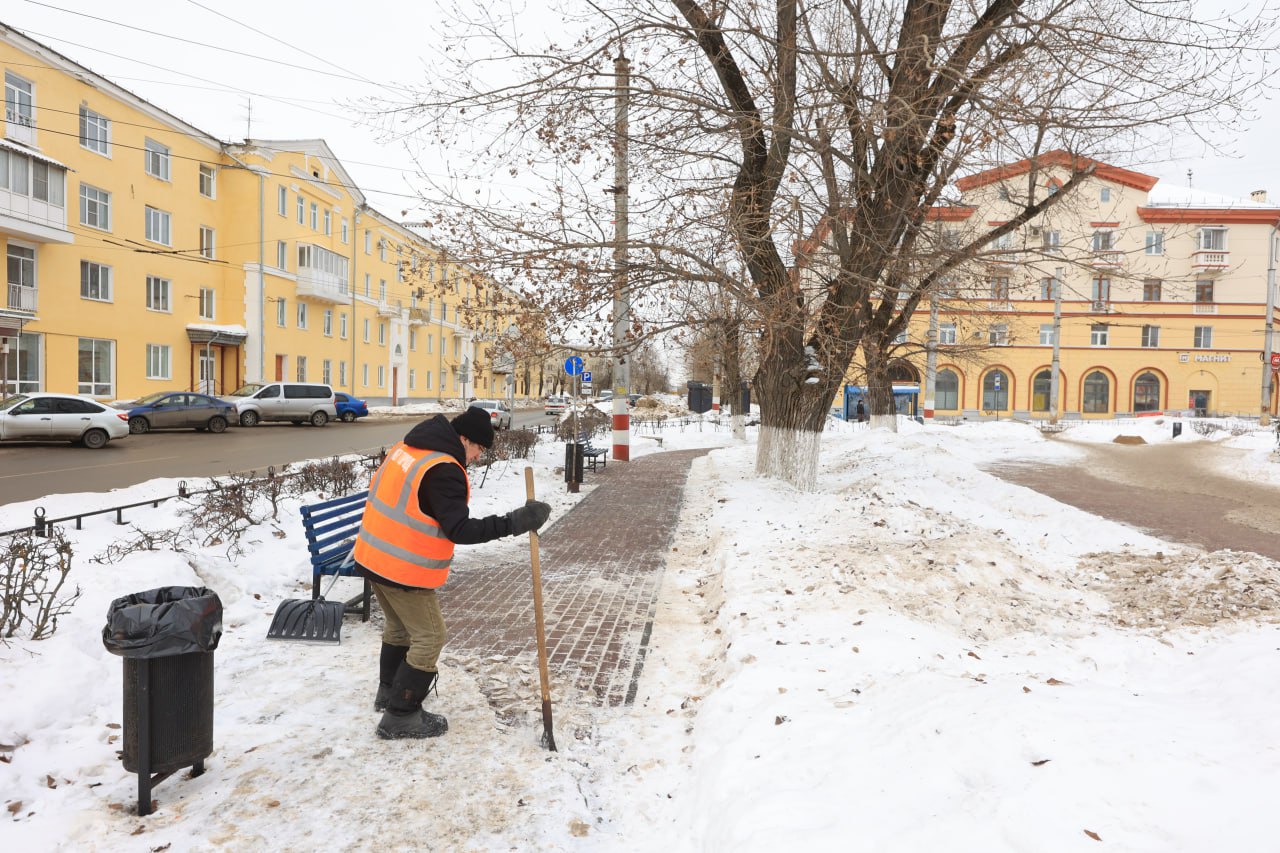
(923, 293, 939, 421)
(1261, 226, 1277, 426)
(610, 49, 631, 462)
(1050, 266, 1063, 425)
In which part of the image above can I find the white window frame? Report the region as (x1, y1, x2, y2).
(1039, 324, 1055, 346)
(1141, 325, 1160, 348)
(323, 309, 333, 336)
(277, 298, 287, 327)
(5, 71, 35, 135)
(144, 138, 171, 181)
(363, 318, 370, 343)
(80, 260, 112, 301)
(297, 193, 305, 224)
(79, 106, 111, 155)
(310, 202, 318, 230)
(1100, 187, 1111, 202)
(278, 185, 288, 215)
(322, 359, 332, 385)
(339, 360, 347, 387)
(409, 368, 416, 389)
(362, 363, 369, 385)
(1145, 231, 1164, 255)
(297, 301, 308, 329)
(378, 365, 386, 387)
(378, 322, 386, 345)
(938, 323, 956, 345)
(145, 206, 172, 246)
(145, 275, 171, 312)
(365, 231, 371, 254)
(277, 240, 288, 270)
(145, 343, 171, 380)
(199, 164, 216, 198)
(297, 355, 307, 382)
(340, 312, 348, 339)
(199, 226, 216, 259)
(324, 209, 331, 235)
(1199, 227, 1227, 252)
(1091, 230, 1114, 251)
(79, 183, 112, 230)
(78, 337, 113, 397)
(1090, 324, 1109, 347)
(989, 324, 1009, 346)
(198, 287, 215, 320)
(409, 328, 417, 351)
(1194, 325, 1213, 348)
(341, 219, 349, 243)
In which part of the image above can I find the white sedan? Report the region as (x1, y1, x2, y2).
(470, 399, 513, 430)
(0, 392, 131, 448)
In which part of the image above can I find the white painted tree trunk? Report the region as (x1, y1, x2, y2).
(732, 412, 746, 441)
(756, 424, 822, 490)
(869, 413, 898, 432)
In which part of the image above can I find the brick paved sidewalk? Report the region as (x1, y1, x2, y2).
(441, 448, 711, 707)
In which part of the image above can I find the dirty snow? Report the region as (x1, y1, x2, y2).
(2, 414, 1279, 851)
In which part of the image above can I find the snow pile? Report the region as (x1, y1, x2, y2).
(3, 419, 1280, 851)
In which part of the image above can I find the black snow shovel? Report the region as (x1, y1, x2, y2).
(525, 466, 558, 751)
(265, 548, 352, 644)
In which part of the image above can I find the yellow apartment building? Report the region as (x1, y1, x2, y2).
(1, 24, 533, 405)
(827, 152, 1280, 421)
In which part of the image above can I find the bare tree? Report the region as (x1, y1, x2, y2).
(382, 0, 1276, 488)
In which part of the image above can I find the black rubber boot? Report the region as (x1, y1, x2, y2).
(374, 644, 409, 712)
(376, 663, 447, 740)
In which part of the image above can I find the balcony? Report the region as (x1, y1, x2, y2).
(1091, 250, 1124, 269)
(1193, 302, 1218, 314)
(408, 307, 430, 326)
(7, 283, 37, 313)
(1192, 250, 1229, 271)
(294, 243, 350, 304)
(377, 300, 401, 318)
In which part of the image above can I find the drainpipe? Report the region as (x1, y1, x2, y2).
(1262, 224, 1277, 426)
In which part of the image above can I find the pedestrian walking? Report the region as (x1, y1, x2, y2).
(354, 406, 551, 739)
(855, 399, 867, 422)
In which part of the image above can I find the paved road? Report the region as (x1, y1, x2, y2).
(987, 438, 1280, 560)
(0, 409, 552, 508)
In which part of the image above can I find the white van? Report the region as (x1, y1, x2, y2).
(224, 382, 338, 427)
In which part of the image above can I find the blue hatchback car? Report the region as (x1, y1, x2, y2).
(333, 392, 369, 422)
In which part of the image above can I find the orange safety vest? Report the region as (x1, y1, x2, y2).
(353, 442, 469, 588)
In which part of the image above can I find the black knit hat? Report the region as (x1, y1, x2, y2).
(451, 406, 495, 448)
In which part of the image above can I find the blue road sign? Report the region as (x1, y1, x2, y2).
(564, 356, 584, 376)
(582, 370, 593, 384)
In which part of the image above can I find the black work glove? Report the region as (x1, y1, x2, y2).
(508, 500, 551, 536)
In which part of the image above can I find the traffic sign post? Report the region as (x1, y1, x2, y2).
(562, 356, 584, 493)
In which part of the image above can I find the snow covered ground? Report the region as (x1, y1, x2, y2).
(2, 413, 1279, 851)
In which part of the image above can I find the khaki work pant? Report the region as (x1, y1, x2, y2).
(371, 582, 446, 673)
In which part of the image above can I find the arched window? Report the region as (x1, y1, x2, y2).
(1032, 370, 1053, 412)
(1134, 372, 1161, 412)
(982, 370, 1009, 411)
(936, 369, 959, 410)
(1083, 371, 1111, 413)
(888, 361, 919, 384)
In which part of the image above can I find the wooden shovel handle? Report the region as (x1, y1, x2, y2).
(524, 467, 556, 749)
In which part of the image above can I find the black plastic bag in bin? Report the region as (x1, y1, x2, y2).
(102, 586, 223, 659)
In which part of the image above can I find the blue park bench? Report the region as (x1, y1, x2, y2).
(298, 490, 372, 621)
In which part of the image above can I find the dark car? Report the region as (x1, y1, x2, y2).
(333, 392, 370, 422)
(126, 391, 235, 434)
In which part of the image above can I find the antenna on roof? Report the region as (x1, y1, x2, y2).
(244, 97, 253, 138)
(1186, 168, 1193, 188)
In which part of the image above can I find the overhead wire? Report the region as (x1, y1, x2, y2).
(15, 0, 419, 93)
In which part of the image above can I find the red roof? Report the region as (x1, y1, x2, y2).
(955, 151, 1158, 193)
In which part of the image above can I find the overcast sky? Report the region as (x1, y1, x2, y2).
(6, 0, 1280, 217)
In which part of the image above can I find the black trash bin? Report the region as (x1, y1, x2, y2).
(564, 441, 584, 485)
(1172, 422, 1183, 438)
(103, 586, 222, 816)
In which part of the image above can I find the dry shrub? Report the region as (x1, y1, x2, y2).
(1, 529, 80, 640)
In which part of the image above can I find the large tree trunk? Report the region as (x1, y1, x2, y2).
(753, 338, 843, 489)
(862, 339, 898, 432)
